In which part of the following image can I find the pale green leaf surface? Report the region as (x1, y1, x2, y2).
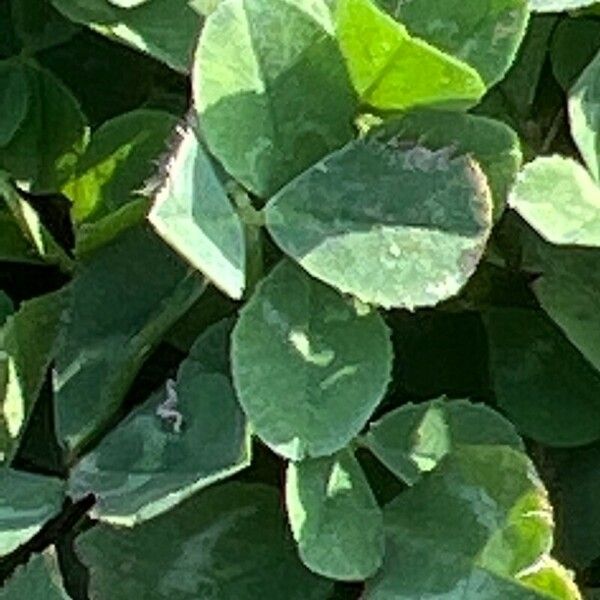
(54, 225, 205, 456)
(531, 0, 598, 12)
(0, 289, 66, 464)
(231, 260, 392, 460)
(69, 319, 251, 526)
(0, 62, 29, 147)
(0, 63, 87, 193)
(365, 398, 523, 485)
(371, 110, 522, 219)
(63, 109, 177, 224)
(266, 139, 493, 309)
(0, 470, 64, 557)
(569, 50, 600, 182)
(0, 548, 71, 599)
(194, 0, 357, 197)
(335, 0, 486, 110)
(76, 483, 333, 600)
(509, 156, 600, 247)
(51, 0, 202, 72)
(376, 0, 530, 86)
(485, 308, 600, 447)
(286, 448, 384, 580)
(149, 125, 246, 300)
(366, 446, 580, 600)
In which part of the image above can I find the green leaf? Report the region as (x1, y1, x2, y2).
(63, 109, 177, 224)
(0, 292, 13, 326)
(551, 18, 600, 90)
(366, 446, 580, 600)
(53, 225, 205, 457)
(0, 63, 87, 193)
(231, 260, 392, 460)
(69, 318, 251, 526)
(266, 139, 493, 309)
(11, 0, 79, 53)
(148, 125, 246, 300)
(194, 0, 357, 197)
(0, 548, 71, 599)
(335, 0, 486, 111)
(509, 156, 600, 247)
(286, 448, 384, 580)
(370, 109, 522, 219)
(51, 0, 203, 72)
(527, 244, 600, 374)
(376, 0, 530, 87)
(0, 470, 64, 556)
(0, 61, 29, 147)
(0, 289, 66, 464)
(485, 308, 600, 447)
(364, 397, 523, 485)
(531, 0, 599, 11)
(76, 483, 333, 600)
(569, 49, 600, 182)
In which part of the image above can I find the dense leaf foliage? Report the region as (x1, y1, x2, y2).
(1, 0, 599, 598)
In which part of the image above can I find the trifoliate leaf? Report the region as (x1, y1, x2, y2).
(366, 446, 580, 600)
(76, 483, 333, 600)
(0, 63, 87, 193)
(286, 448, 384, 580)
(364, 397, 523, 485)
(509, 156, 600, 247)
(569, 50, 600, 182)
(335, 0, 486, 111)
(0, 470, 64, 557)
(0, 62, 29, 147)
(0, 548, 71, 599)
(266, 139, 493, 310)
(63, 109, 178, 224)
(0, 289, 66, 464)
(485, 308, 600, 447)
(149, 125, 246, 300)
(376, 0, 530, 87)
(194, 0, 357, 197)
(51, 0, 202, 72)
(371, 110, 522, 219)
(69, 318, 251, 526)
(231, 260, 392, 461)
(53, 225, 205, 457)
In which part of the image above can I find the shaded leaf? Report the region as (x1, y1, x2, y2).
(509, 156, 600, 247)
(376, 0, 530, 86)
(0, 293, 13, 326)
(0, 470, 64, 557)
(51, 0, 203, 72)
(149, 125, 246, 299)
(0, 63, 87, 193)
(485, 308, 600, 447)
(194, 0, 357, 197)
(76, 483, 333, 600)
(364, 397, 523, 485)
(69, 319, 251, 526)
(371, 109, 522, 219)
(366, 446, 580, 600)
(0, 289, 66, 464)
(63, 109, 177, 224)
(266, 139, 493, 309)
(569, 49, 600, 182)
(0, 548, 71, 599)
(231, 260, 392, 460)
(286, 448, 384, 580)
(335, 0, 486, 111)
(53, 225, 205, 456)
(0, 61, 29, 147)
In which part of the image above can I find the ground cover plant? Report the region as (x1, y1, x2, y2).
(1, 0, 600, 597)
